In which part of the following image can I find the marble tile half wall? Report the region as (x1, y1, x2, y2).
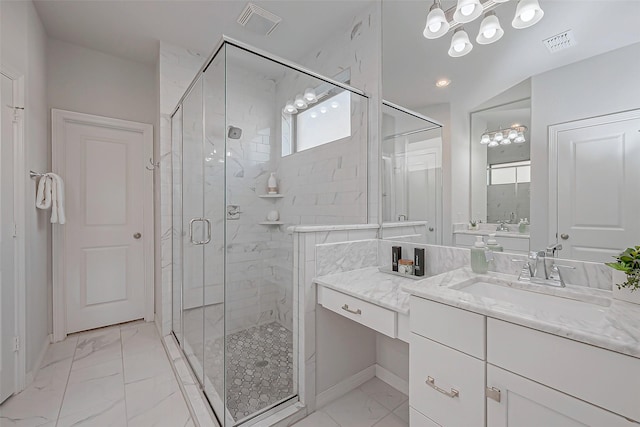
(291, 224, 378, 413)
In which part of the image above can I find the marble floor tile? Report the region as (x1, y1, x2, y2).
(0, 339, 78, 427)
(121, 321, 164, 359)
(72, 327, 122, 371)
(359, 377, 408, 411)
(292, 410, 341, 427)
(58, 367, 126, 426)
(322, 388, 389, 427)
(125, 372, 191, 427)
(392, 400, 410, 424)
(56, 399, 127, 427)
(0, 320, 192, 427)
(372, 413, 408, 427)
(122, 344, 173, 384)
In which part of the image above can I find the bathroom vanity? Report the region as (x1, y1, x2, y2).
(404, 268, 640, 427)
(313, 251, 640, 427)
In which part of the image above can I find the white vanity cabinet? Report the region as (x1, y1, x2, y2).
(487, 365, 636, 427)
(409, 296, 640, 427)
(409, 297, 486, 427)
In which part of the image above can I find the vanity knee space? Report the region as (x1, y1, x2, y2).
(408, 296, 640, 427)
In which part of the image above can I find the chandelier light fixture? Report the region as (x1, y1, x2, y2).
(423, 0, 545, 57)
(480, 124, 528, 147)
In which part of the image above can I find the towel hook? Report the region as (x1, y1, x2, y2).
(30, 170, 46, 179)
(146, 158, 160, 171)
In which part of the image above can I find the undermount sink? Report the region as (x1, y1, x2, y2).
(456, 280, 610, 322)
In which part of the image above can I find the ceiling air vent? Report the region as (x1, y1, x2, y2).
(543, 29, 577, 53)
(237, 3, 282, 36)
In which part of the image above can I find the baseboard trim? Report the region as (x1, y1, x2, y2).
(375, 364, 409, 395)
(316, 365, 376, 409)
(25, 334, 52, 386)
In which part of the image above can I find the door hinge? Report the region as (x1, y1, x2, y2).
(13, 223, 17, 238)
(486, 386, 501, 402)
(13, 336, 20, 352)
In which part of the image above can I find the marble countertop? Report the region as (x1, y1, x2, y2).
(314, 267, 416, 314)
(288, 224, 379, 233)
(402, 267, 640, 359)
(453, 229, 530, 239)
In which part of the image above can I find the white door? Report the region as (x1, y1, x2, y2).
(0, 73, 16, 403)
(53, 110, 153, 335)
(487, 365, 634, 427)
(555, 111, 640, 262)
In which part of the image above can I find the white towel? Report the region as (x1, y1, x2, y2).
(35, 173, 66, 224)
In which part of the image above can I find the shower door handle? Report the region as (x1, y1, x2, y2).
(202, 218, 212, 244)
(189, 218, 211, 245)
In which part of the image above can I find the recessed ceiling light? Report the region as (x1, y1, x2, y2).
(436, 78, 451, 88)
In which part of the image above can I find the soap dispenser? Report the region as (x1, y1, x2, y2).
(470, 236, 489, 274)
(519, 219, 526, 234)
(486, 233, 503, 252)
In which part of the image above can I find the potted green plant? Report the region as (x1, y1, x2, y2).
(606, 246, 640, 304)
(469, 220, 478, 231)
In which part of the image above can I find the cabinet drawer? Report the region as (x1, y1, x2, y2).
(317, 286, 397, 338)
(411, 296, 485, 359)
(488, 318, 640, 422)
(410, 408, 441, 427)
(410, 333, 485, 427)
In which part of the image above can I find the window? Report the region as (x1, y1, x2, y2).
(282, 90, 352, 156)
(488, 160, 531, 185)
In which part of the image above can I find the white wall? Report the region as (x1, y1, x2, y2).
(376, 334, 408, 384)
(316, 306, 376, 394)
(529, 43, 640, 250)
(1, 0, 50, 375)
(47, 39, 156, 125)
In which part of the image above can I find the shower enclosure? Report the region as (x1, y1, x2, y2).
(381, 101, 443, 244)
(171, 40, 368, 425)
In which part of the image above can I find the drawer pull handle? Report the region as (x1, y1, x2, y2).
(426, 376, 459, 398)
(341, 304, 362, 315)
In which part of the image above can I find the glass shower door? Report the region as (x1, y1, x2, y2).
(202, 48, 228, 421)
(181, 76, 206, 388)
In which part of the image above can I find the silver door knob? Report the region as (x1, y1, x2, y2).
(133, 232, 142, 239)
(560, 233, 569, 240)
(429, 227, 435, 232)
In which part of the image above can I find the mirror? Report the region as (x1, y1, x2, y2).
(381, 102, 443, 244)
(470, 98, 531, 225)
(382, 0, 640, 261)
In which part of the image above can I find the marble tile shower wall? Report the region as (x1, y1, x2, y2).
(294, 4, 382, 224)
(224, 64, 282, 333)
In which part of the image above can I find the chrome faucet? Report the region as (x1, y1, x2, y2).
(514, 251, 576, 287)
(496, 221, 509, 232)
(398, 214, 407, 221)
(546, 243, 563, 257)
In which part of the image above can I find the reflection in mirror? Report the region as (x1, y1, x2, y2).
(381, 102, 443, 244)
(471, 98, 530, 225)
(382, 0, 640, 261)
